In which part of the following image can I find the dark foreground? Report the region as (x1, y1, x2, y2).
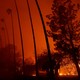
(21, 76, 78, 80)
(0, 76, 79, 80)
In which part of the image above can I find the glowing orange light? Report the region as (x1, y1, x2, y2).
(59, 73, 63, 76)
(78, 63, 80, 68)
(32, 74, 36, 76)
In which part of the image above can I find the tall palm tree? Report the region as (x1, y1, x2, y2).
(26, 0, 39, 77)
(1, 19, 11, 74)
(35, 0, 55, 79)
(13, 0, 25, 75)
(7, 9, 15, 51)
(6, 8, 16, 77)
(1, 19, 10, 47)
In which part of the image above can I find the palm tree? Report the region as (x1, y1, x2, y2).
(7, 8, 15, 50)
(1, 19, 10, 47)
(13, 0, 25, 75)
(6, 8, 16, 77)
(26, 0, 39, 77)
(35, 0, 55, 79)
(1, 19, 11, 76)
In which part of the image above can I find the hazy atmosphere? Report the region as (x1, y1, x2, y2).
(0, 0, 80, 80)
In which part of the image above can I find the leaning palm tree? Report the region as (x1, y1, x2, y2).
(6, 8, 16, 77)
(35, 0, 55, 79)
(13, 0, 25, 75)
(26, 0, 39, 77)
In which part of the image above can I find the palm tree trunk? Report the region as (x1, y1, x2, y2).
(35, 0, 55, 79)
(26, 0, 39, 77)
(13, 0, 25, 76)
(1, 20, 10, 51)
(1, 27, 6, 47)
(10, 11, 16, 78)
(0, 34, 2, 48)
(2, 28, 6, 47)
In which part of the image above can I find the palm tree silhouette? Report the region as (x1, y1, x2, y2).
(26, 0, 39, 77)
(6, 8, 16, 77)
(35, 0, 55, 79)
(6, 8, 15, 50)
(1, 19, 10, 47)
(0, 19, 11, 77)
(13, 0, 25, 75)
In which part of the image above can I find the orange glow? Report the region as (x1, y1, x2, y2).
(58, 63, 78, 76)
(0, 0, 80, 77)
(0, 0, 80, 61)
(32, 74, 36, 77)
(59, 73, 65, 76)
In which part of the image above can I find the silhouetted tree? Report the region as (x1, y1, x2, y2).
(13, 0, 25, 75)
(37, 51, 63, 79)
(24, 59, 35, 76)
(53, 53, 62, 78)
(38, 51, 50, 75)
(35, 0, 55, 79)
(46, 0, 80, 78)
(26, 0, 39, 77)
(6, 8, 16, 77)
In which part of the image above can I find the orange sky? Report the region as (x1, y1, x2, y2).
(0, 0, 80, 62)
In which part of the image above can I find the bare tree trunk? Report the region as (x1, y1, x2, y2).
(73, 55, 80, 79)
(35, 0, 55, 79)
(71, 47, 80, 79)
(14, 0, 25, 76)
(26, 0, 39, 78)
(55, 64, 60, 79)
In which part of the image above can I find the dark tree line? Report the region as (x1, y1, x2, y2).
(0, 45, 21, 79)
(37, 51, 63, 78)
(0, 44, 35, 79)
